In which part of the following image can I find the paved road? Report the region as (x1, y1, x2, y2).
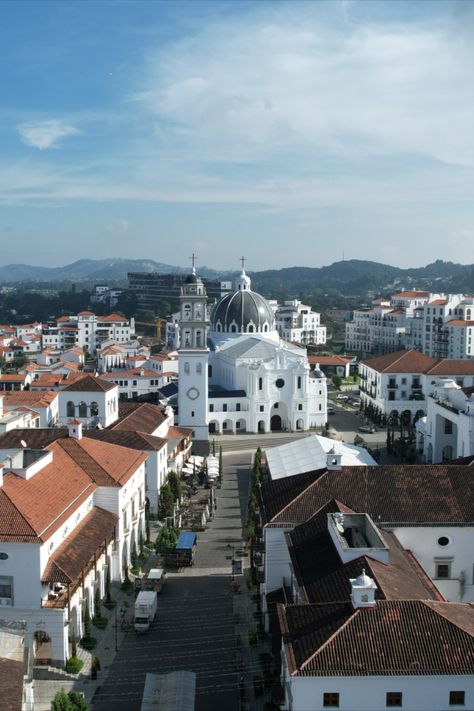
(91, 451, 253, 711)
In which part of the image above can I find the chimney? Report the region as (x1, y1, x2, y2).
(327, 445, 342, 471)
(68, 419, 83, 440)
(350, 569, 377, 608)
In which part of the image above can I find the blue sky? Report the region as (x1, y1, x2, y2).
(0, 0, 473, 271)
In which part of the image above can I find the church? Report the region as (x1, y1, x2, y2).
(177, 263, 327, 453)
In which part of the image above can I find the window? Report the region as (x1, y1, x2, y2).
(259, 405, 264, 412)
(258, 377, 263, 390)
(236, 422, 240, 429)
(275, 378, 285, 388)
(323, 693, 339, 708)
(449, 691, 465, 706)
(298, 404, 303, 411)
(436, 562, 451, 579)
(297, 376, 302, 388)
(78, 401, 87, 418)
(208, 365, 213, 377)
(209, 404, 214, 413)
(191, 411, 194, 417)
(222, 422, 227, 430)
(386, 692, 402, 707)
(223, 404, 227, 412)
(438, 536, 450, 547)
(236, 403, 241, 411)
(444, 419, 453, 434)
(66, 401, 75, 417)
(90, 401, 99, 416)
(0, 576, 12, 604)
(184, 362, 190, 375)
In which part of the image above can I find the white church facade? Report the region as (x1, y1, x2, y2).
(177, 265, 327, 452)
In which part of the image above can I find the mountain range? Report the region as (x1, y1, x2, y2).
(0, 258, 472, 297)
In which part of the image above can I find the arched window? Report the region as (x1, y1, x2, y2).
(263, 324, 268, 332)
(90, 401, 99, 417)
(66, 401, 75, 417)
(216, 323, 222, 332)
(184, 331, 191, 347)
(248, 324, 254, 333)
(78, 401, 87, 418)
(183, 304, 191, 319)
(230, 324, 237, 333)
(258, 377, 263, 391)
(196, 363, 202, 374)
(297, 376, 302, 389)
(184, 362, 190, 375)
(196, 331, 202, 347)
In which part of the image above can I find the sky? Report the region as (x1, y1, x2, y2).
(0, 0, 473, 272)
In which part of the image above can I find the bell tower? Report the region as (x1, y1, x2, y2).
(177, 256, 210, 454)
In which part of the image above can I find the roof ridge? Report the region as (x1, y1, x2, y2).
(270, 472, 326, 523)
(56, 439, 115, 485)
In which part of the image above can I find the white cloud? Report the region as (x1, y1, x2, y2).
(133, 6, 474, 168)
(17, 119, 79, 149)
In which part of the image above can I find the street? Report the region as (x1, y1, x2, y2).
(91, 452, 253, 711)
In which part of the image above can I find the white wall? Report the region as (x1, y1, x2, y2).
(286, 672, 473, 711)
(264, 527, 293, 593)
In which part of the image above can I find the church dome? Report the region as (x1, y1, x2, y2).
(210, 270, 275, 335)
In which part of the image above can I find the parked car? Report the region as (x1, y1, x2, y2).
(359, 424, 377, 434)
(327, 406, 335, 414)
(336, 394, 349, 401)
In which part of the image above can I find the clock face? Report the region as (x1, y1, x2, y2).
(187, 387, 200, 400)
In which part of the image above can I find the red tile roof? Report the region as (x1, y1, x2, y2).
(360, 349, 436, 373)
(446, 320, 474, 327)
(260, 465, 474, 527)
(429, 299, 447, 305)
(308, 355, 351, 366)
(279, 599, 474, 676)
(61, 374, 117, 392)
(426, 360, 474, 376)
(42, 506, 117, 584)
(3, 390, 58, 407)
(0, 657, 24, 711)
(99, 313, 128, 323)
(392, 291, 430, 298)
(111, 402, 167, 433)
(56, 437, 146, 486)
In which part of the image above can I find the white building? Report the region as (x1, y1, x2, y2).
(275, 300, 326, 346)
(100, 367, 165, 401)
(416, 379, 474, 463)
(41, 312, 135, 356)
(177, 266, 327, 452)
(58, 374, 119, 428)
(346, 291, 474, 359)
(359, 349, 474, 429)
(0, 424, 146, 666)
(1, 390, 59, 427)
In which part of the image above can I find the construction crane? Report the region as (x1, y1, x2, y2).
(134, 318, 167, 342)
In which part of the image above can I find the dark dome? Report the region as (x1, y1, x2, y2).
(185, 273, 199, 284)
(211, 289, 275, 334)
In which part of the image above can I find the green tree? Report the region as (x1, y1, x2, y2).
(158, 299, 171, 317)
(51, 690, 73, 711)
(159, 483, 174, 519)
(167, 471, 182, 502)
(156, 526, 179, 553)
(331, 374, 342, 390)
(68, 691, 88, 711)
(94, 586, 101, 619)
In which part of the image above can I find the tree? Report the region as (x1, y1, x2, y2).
(167, 471, 182, 502)
(83, 597, 91, 640)
(51, 690, 73, 711)
(331, 374, 342, 390)
(158, 299, 172, 317)
(68, 691, 88, 711)
(94, 586, 101, 619)
(159, 483, 174, 519)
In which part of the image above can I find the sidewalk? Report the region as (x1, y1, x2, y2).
(33, 550, 163, 710)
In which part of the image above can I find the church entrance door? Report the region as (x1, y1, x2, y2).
(270, 415, 282, 432)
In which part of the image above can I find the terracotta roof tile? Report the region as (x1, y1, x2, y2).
(446, 320, 474, 327)
(0, 444, 95, 542)
(3, 390, 58, 407)
(111, 402, 167, 434)
(56, 437, 147, 486)
(392, 291, 430, 298)
(85, 429, 167, 452)
(0, 657, 24, 711)
(426, 360, 474, 376)
(41, 506, 117, 584)
(0, 428, 68, 449)
(61, 374, 117, 392)
(280, 600, 474, 676)
(261, 465, 474, 527)
(360, 349, 436, 373)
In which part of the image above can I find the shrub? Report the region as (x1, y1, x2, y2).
(103, 599, 116, 610)
(92, 616, 108, 630)
(68, 691, 88, 710)
(51, 690, 72, 711)
(79, 636, 97, 651)
(65, 656, 84, 674)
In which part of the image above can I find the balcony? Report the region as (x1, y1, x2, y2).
(387, 383, 398, 390)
